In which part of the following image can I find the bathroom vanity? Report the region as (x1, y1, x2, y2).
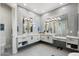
(17, 33, 40, 48)
(40, 33, 53, 44)
(66, 36, 79, 51)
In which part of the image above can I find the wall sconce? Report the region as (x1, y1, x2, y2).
(57, 17, 61, 20)
(70, 31, 72, 33)
(77, 31, 79, 35)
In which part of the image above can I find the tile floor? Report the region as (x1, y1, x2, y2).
(2, 42, 72, 56)
(12, 43, 70, 56)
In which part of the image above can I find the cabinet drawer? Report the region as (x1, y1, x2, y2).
(67, 39, 78, 45)
(28, 36, 40, 44)
(41, 36, 46, 40)
(37, 36, 40, 41)
(54, 38, 66, 42)
(46, 36, 53, 43)
(27, 36, 33, 44)
(18, 37, 27, 42)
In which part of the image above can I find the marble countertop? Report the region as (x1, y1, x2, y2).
(17, 33, 79, 40)
(53, 36, 66, 39)
(40, 33, 54, 36)
(17, 33, 40, 38)
(66, 35, 79, 39)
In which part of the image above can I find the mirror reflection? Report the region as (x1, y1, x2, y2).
(44, 14, 68, 36)
(23, 17, 33, 33)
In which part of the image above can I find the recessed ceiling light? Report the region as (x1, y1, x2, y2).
(34, 9, 37, 11)
(54, 18, 57, 20)
(52, 19, 54, 20)
(59, 3, 64, 4)
(57, 17, 61, 20)
(23, 3, 27, 6)
(62, 7, 66, 10)
(24, 18, 28, 20)
(40, 10, 45, 13)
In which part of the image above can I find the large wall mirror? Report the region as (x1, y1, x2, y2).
(44, 14, 68, 36)
(17, 16, 33, 35)
(17, 6, 42, 35)
(23, 17, 33, 33)
(54, 15, 68, 36)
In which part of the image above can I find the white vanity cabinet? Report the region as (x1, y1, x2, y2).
(40, 34, 53, 44)
(45, 35, 53, 44)
(66, 36, 79, 51)
(17, 36, 27, 43)
(53, 36, 66, 42)
(26, 35, 32, 44)
(33, 35, 40, 43)
(17, 34, 32, 48)
(28, 34, 40, 44)
(66, 38, 78, 45)
(66, 36, 79, 45)
(40, 35, 47, 42)
(17, 33, 40, 48)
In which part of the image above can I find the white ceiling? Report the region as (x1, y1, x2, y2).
(18, 3, 67, 14)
